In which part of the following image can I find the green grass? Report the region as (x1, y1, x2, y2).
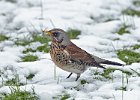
(15, 38, 33, 46)
(0, 34, 9, 42)
(4, 91, 38, 100)
(117, 49, 140, 65)
(53, 92, 70, 100)
(61, 94, 70, 100)
(26, 73, 35, 80)
(5, 74, 24, 86)
(21, 54, 38, 62)
(2, 85, 38, 100)
(6, 78, 19, 86)
(21, 33, 50, 54)
(1, 73, 38, 99)
(15, 32, 50, 46)
(36, 44, 50, 53)
(133, 0, 140, 6)
(118, 86, 127, 91)
(122, 70, 132, 76)
(32, 33, 50, 44)
(23, 48, 36, 54)
(122, 8, 140, 16)
(67, 28, 81, 39)
(80, 79, 88, 85)
(94, 68, 132, 79)
(132, 44, 140, 50)
(23, 44, 50, 54)
(113, 38, 120, 41)
(100, 68, 131, 79)
(101, 68, 116, 79)
(117, 25, 130, 35)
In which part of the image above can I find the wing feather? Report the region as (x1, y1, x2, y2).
(65, 42, 104, 68)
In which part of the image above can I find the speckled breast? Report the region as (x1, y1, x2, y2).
(50, 42, 85, 74)
(50, 42, 69, 68)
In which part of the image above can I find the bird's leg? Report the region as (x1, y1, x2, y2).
(75, 74, 80, 81)
(66, 73, 73, 79)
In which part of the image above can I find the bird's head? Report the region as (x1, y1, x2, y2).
(43, 28, 71, 46)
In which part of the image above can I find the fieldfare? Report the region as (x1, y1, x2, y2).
(44, 28, 124, 81)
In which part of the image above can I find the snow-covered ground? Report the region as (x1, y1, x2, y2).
(0, 0, 140, 100)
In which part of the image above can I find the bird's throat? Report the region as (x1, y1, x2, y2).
(53, 37, 63, 43)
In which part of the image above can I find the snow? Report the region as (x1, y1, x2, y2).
(0, 0, 140, 100)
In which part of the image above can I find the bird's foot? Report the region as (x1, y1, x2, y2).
(75, 74, 80, 81)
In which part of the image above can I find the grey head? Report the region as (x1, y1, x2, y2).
(44, 28, 71, 46)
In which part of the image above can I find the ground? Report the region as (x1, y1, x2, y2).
(0, 0, 140, 100)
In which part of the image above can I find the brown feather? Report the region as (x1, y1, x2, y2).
(65, 42, 105, 68)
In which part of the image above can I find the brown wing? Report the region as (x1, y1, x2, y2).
(65, 42, 104, 68)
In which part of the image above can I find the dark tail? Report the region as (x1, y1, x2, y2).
(92, 55, 124, 66)
(101, 60, 124, 66)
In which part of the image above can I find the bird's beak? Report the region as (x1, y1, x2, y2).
(43, 28, 52, 36)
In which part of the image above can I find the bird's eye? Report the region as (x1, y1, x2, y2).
(53, 32, 59, 37)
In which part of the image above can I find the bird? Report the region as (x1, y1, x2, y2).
(43, 28, 124, 81)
